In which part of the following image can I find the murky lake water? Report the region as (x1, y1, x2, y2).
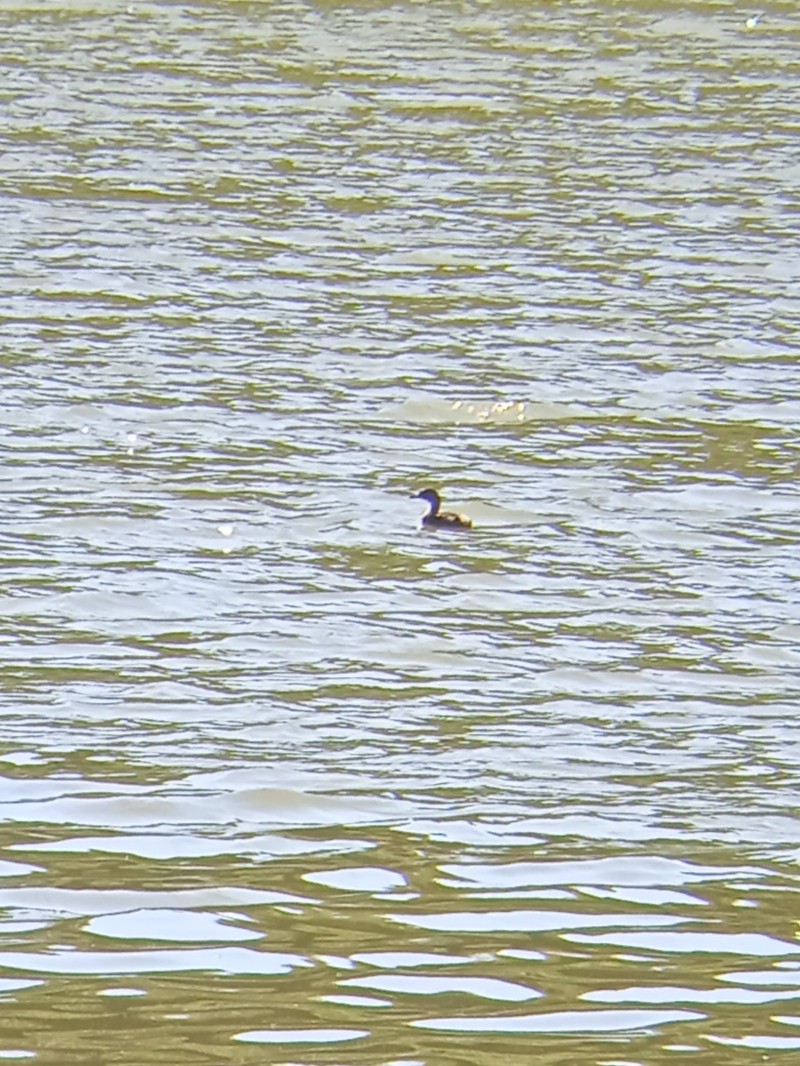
(1, 0, 799, 1061)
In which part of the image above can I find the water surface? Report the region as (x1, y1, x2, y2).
(1, 1, 799, 1063)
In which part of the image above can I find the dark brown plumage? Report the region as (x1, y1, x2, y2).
(412, 488, 472, 530)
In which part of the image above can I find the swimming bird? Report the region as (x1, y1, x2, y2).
(412, 488, 472, 530)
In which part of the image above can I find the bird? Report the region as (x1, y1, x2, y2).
(412, 488, 472, 530)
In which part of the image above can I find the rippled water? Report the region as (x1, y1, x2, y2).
(1, 0, 799, 1062)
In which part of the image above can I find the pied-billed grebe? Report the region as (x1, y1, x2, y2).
(412, 488, 472, 530)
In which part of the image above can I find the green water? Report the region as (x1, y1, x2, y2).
(1, 1, 799, 1063)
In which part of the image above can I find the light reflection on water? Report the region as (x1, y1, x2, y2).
(1, 0, 799, 1062)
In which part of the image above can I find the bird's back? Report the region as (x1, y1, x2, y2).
(423, 510, 472, 530)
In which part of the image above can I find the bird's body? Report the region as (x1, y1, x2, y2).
(412, 488, 472, 530)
